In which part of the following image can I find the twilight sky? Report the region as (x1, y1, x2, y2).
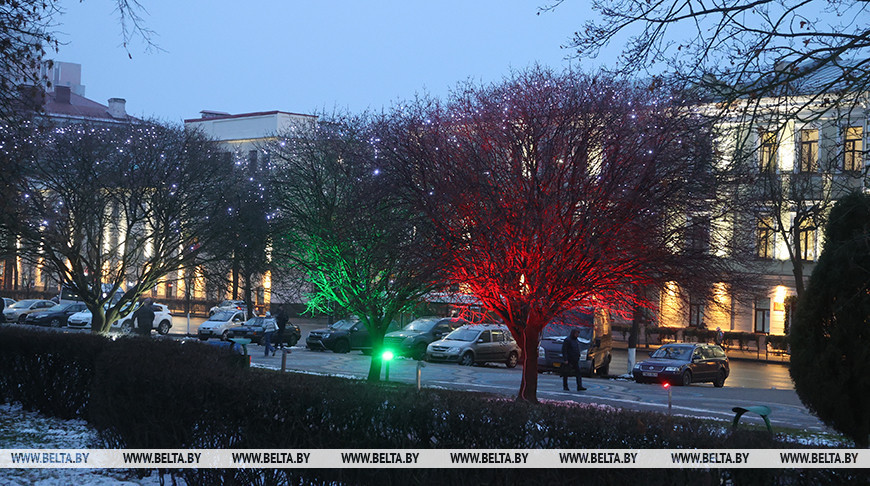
(54, 1, 609, 124)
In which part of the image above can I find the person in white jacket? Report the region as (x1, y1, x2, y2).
(263, 312, 278, 357)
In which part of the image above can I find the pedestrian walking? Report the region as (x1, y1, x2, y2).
(275, 305, 290, 349)
(714, 326, 724, 346)
(133, 298, 155, 337)
(561, 328, 586, 391)
(263, 312, 278, 357)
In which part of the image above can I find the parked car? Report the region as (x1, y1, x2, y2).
(537, 308, 613, 376)
(633, 343, 730, 387)
(67, 308, 93, 329)
(66, 302, 173, 335)
(25, 302, 88, 327)
(2, 297, 15, 307)
(209, 300, 247, 317)
(3, 299, 56, 323)
(117, 303, 174, 335)
(426, 324, 520, 368)
(306, 317, 400, 354)
(228, 316, 301, 346)
(197, 310, 246, 341)
(383, 316, 466, 360)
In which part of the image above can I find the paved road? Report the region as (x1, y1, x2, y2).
(244, 343, 828, 435)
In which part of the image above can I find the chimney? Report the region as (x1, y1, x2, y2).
(55, 86, 71, 104)
(108, 98, 127, 119)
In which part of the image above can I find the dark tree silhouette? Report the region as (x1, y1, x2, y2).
(382, 68, 746, 401)
(791, 191, 870, 447)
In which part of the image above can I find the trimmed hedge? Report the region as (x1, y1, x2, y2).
(0, 325, 863, 485)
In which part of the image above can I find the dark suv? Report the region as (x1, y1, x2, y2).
(306, 317, 399, 354)
(633, 343, 730, 387)
(383, 316, 466, 360)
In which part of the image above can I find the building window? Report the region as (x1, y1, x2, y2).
(844, 126, 863, 171)
(686, 219, 710, 253)
(689, 300, 704, 328)
(798, 129, 818, 172)
(754, 298, 770, 333)
(759, 131, 777, 173)
(756, 217, 774, 259)
(798, 221, 815, 261)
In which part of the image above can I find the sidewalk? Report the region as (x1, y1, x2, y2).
(612, 339, 790, 364)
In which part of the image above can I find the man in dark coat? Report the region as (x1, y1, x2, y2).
(275, 305, 290, 349)
(133, 298, 155, 337)
(561, 328, 587, 391)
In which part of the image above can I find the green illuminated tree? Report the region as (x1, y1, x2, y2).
(791, 192, 870, 447)
(269, 114, 443, 382)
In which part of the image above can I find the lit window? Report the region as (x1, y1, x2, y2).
(759, 131, 777, 173)
(799, 129, 818, 172)
(754, 298, 770, 333)
(756, 217, 774, 259)
(844, 126, 863, 171)
(798, 220, 815, 261)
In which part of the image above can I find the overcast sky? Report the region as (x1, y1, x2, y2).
(53, 1, 607, 124)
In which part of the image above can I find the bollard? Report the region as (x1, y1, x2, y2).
(281, 349, 288, 372)
(664, 382, 672, 416)
(416, 360, 426, 391)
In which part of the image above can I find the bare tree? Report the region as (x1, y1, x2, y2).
(1, 1, 155, 122)
(0, 121, 232, 333)
(269, 114, 444, 382)
(381, 68, 750, 402)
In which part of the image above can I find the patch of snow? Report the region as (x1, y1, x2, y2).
(0, 403, 185, 486)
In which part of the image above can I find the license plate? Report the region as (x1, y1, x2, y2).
(432, 353, 445, 358)
(642, 372, 658, 377)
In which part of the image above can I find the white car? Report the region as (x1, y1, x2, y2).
(208, 299, 247, 317)
(3, 299, 56, 323)
(197, 310, 246, 341)
(117, 303, 174, 335)
(67, 303, 173, 335)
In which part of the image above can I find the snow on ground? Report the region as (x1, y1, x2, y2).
(0, 403, 183, 486)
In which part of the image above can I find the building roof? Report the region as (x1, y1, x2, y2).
(184, 110, 316, 124)
(37, 86, 139, 124)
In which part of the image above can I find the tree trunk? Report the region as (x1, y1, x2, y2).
(517, 324, 540, 403)
(366, 326, 386, 382)
(92, 306, 109, 334)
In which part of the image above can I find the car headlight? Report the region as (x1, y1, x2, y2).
(664, 366, 681, 372)
(322, 332, 332, 339)
(446, 347, 460, 355)
(633, 363, 642, 369)
(537, 346, 544, 356)
(580, 349, 588, 360)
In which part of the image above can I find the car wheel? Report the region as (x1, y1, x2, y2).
(713, 369, 726, 388)
(680, 370, 692, 386)
(597, 354, 611, 377)
(17, 314, 26, 323)
(288, 335, 299, 347)
(120, 320, 133, 335)
(505, 351, 519, 368)
(220, 330, 229, 342)
(459, 351, 474, 366)
(157, 321, 171, 335)
(414, 343, 428, 361)
(49, 318, 62, 328)
(333, 340, 350, 354)
(361, 349, 372, 356)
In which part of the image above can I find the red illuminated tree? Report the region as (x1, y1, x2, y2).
(381, 69, 743, 401)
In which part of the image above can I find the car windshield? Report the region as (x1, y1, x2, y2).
(651, 346, 692, 361)
(243, 317, 265, 327)
(209, 311, 237, 321)
(331, 319, 358, 330)
(9, 300, 39, 309)
(444, 328, 480, 342)
(542, 323, 593, 342)
(404, 318, 439, 332)
(51, 303, 73, 312)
